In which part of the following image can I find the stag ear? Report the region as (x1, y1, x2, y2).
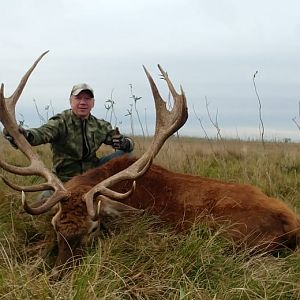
(97, 196, 144, 218)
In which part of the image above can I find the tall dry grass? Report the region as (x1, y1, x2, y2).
(1, 135, 300, 299)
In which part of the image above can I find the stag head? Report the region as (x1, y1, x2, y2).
(0, 52, 188, 279)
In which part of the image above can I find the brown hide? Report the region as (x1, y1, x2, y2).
(67, 155, 300, 252)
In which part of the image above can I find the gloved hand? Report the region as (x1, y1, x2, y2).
(112, 134, 130, 151)
(3, 127, 29, 149)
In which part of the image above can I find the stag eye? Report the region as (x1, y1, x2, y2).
(89, 222, 99, 234)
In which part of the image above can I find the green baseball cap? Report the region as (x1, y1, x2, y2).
(71, 83, 94, 97)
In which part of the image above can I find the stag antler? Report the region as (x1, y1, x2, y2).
(0, 51, 70, 214)
(84, 65, 188, 220)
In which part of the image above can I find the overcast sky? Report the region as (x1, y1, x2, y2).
(1, 0, 300, 141)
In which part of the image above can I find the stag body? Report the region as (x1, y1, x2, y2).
(67, 156, 300, 253)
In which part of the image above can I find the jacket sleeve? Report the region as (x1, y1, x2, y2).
(27, 114, 65, 146)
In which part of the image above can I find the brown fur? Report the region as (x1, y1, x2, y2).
(49, 155, 300, 279)
(65, 155, 300, 252)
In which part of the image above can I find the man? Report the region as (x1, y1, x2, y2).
(4, 83, 134, 185)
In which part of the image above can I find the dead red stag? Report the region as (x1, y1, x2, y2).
(1, 52, 299, 280)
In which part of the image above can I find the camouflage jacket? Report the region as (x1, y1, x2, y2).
(28, 109, 131, 182)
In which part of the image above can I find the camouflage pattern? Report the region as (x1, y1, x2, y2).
(28, 109, 133, 182)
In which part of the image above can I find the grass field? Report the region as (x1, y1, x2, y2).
(0, 135, 300, 299)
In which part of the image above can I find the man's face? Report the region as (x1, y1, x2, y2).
(70, 90, 95, 119)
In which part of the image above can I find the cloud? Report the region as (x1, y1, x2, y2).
(1, 0, 300, 141)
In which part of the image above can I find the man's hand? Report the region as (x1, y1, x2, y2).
(112, 134, 130, 151)
(3, 127, 29, 149)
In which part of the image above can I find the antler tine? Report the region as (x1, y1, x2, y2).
(0, 52, 70, 215)
(0, 174, 51, 191)
(0, 51, 49, 152)
(4, 51, 49, 120)
(84, 65, 188, 219)
(143, 65, 188, 157)
(157, 64, 187, 129)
